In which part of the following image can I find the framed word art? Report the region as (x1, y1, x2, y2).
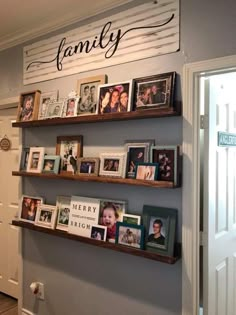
(23, 0, 179, 85)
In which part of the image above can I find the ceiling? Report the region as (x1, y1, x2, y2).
(0, 0, 130, 51)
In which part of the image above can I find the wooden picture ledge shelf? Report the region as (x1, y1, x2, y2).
(12, 171, 177, 188)
(12, 105, 181, 128)
(12, 220, 181, 264)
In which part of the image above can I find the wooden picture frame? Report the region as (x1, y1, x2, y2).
(77, 75, 107, 115)
(151, 145, 180, 185)
(42, 155, 60, 174)
(135, 162, 159, 181)
(124, 140, 155, 178)
(19, 147, 30, 171)
(90, 225, 107, 242)
(35, 204, 58, 229)
(115, 222, 144, 249)
(143, 205, 177, 257)
(44, 100, 64, 118)
(77, 157, 100, 176)
(121, 213, 141, 225)
(98, 80, 133, 114)
(99, 153, 127, 178)
(26, 147, 45, 173)
(56, 136, 83, 174)
(38, 90, 58, 120)
(133, 72, 176, 111)
(19, 195, 43, 224)
(17, 90, 41, 122)
(56, 196, 71, 231)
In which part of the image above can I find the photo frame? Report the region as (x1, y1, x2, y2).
(115, 222, 144, 249)
(121, 213, 141, 225)
(90, 225, 107, 242)
(125, 140, 155, 178)
(56, 135, 83, 174)
(99, 199, 127, 242)
(38, 90, 58, 119)
(26, 147, 45, 173)
(56, 196, 71, 231)
(42, 155, 60, 174)
(77, 75, 107, 115)
(16, 90, 41, 122)
(151, 145, 180, 185)
(133, 72, 176, 110)
(98, 80, 133, 114)
(77, 157, 100, 176)
(99, 153, 127, 178)
(142, 205, 177, 257)
(35, 204, 58, 229)
(135, 162, 159, 181)
(19, 147, 30, 171)
(63, 97, 80, 117)
(19, 195, 43, 223)
(44, 100, 64, 118)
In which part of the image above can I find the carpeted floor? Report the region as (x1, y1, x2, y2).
(0, 293, 17, 315)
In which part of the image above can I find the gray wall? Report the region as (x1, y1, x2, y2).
(0, 0, 235, 314)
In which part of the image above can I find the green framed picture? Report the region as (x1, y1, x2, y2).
(142, 205, 177, 257)
(42, 155, 60, 174)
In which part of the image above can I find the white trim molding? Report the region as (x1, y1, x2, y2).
(0, 96, 18, 109)
(182, 54, 236, 315)
(22, 308, 35, 315)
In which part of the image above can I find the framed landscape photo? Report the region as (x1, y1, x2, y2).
(42, 155, 60, 174)
(56, 196, 71, 231)
(98, 80, 133, 114)
(121, 213, 141, 225)
(19, 195, 43, 223)
(35, 204, 57, 229)
(125, 140, 155, 178)
(143, 205, 177, 257)
(133, 72, 176, 111)
(99, 153, 127, 178)
(135, 162, 159, 181)
(19, 147, 30, 171)
(63, 97, 80, 117)
(38, 90, 58, 119)
(151, 145, 180, 185)
(90, 225, 107, 241)
(44, 100, 64, 118)
(115, 222, 144, 249)
(77, 75, 107, 115)
(77, 157, 100, 176)
(17, 90, 41, 122)
(26, 147, 45, 173)
(56, 135, 83, 174)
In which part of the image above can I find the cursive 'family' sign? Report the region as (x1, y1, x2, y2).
(23, 0, 179, 85)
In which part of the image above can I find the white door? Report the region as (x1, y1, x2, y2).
(202, 73, 236, 315)
(0, 106, 20, 298)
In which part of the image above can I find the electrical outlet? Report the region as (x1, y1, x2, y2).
(37, 283, 45, 300)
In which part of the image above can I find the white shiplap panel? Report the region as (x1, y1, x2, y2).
(23, 0, 179, 85)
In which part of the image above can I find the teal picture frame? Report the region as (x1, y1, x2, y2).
(42, 155, 60, 174)
(115, 222, 144, 249)
(142, 205, 177, 257)
(135, 162, 159, 180)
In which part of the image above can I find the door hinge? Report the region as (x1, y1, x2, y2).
(199, 231, 208, 246)
(200, 115, 208, 129)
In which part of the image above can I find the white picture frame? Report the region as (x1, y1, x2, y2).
(63, 97, 80, 117)
(38, 90, 58, 120)
(99, 153, 127, 178)
(56, 196, 71, 231)
(90, 224, 107, 242)
(35, 204, 58, 229)
(44, 100, 64, 118)
(26, 147, 45, 173)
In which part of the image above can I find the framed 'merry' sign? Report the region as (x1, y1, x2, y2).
(23, 0, 179, 85)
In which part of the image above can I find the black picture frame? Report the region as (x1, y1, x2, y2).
(133, 72, 176, 111)
(142, 205, 177, 257)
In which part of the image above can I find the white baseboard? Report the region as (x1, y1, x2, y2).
(22, 308, 35, 315)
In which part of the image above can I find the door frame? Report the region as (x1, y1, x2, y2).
(182, 54, 236, 315)
(0, 96, 23, 314)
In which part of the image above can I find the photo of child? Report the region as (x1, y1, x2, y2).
(20, 94, 34, 121)
(91, 225, 107, 241)
(99, 200, 126, 242)
(43, 160, 54, 171)
(118, 226, 142, 248)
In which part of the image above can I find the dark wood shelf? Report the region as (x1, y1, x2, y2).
(12, 171, 176, 188)
(12, 220, 180, 264)
(12, 105, 181, 128)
